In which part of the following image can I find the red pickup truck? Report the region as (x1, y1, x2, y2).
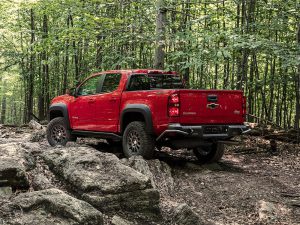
(47, 69, 249, 163)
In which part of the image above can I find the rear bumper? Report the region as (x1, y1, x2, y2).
(156, 123, 250, 141)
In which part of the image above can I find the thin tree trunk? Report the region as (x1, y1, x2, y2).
(0, 80, 7, 124)
(39, 14, 49, 121)
(69, 14, 80, 81)
(267, 57, 276, 121)
(63, 15, 70, 93)
(295, 23, 300, 129)
(26, 8, 35, 123)
(154, 0, 166, 69)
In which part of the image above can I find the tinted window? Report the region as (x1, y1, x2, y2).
(127, 75, 150, 91)
(77, 76, 102, 96)
(149, 75, 184, 89)
(101, 74, 121, 93)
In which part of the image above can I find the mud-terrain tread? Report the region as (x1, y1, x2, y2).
(193, 143, 224, 163)
(122, 121, 155, 159)
(47, 117, 73, 146)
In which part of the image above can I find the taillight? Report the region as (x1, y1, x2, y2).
(242, 96, 246, 118)
(168, 93, 180, 117)
(170, 93, 179, 104)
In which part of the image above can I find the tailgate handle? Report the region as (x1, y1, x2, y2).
(207, 95, 218, 102)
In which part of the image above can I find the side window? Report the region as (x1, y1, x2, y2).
(127, 75, 150, 91)
(77, 76, 102, 96)
(101, 74, 121, 93)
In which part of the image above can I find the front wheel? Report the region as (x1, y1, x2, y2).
(46, 117, 73, 146)
(122, 121, 155, 159)
(193, 142, 224, 163)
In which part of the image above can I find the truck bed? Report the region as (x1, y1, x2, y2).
(178, 89, 245, 125)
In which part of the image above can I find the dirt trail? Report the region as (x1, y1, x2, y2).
(0, 125, 299, 224)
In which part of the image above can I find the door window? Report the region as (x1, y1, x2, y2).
(77, 76, 102, 96)
(101, 74, 121, 93)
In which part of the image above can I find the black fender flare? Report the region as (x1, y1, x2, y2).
(49, 103, 71, 130)
(120, 104, 153, 134)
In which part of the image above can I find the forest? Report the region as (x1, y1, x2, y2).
(0, 0, 299, 128)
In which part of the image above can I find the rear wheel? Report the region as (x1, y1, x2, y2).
(122, 121, 155, 159)
(46, 117, 74, 146)
(193, 142, 224, 163)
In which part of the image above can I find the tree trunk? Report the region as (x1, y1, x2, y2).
(26, 8, 35, 123)
(69, 14, 80, 81)
(0, 80, 7, 124)
(154, 0, 166, 69)
(63, 15, 70, 93)
(38, 14, 49, 121)
(295, 23, 300, 129)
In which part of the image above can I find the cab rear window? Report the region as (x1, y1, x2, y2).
(149, 74, 184, 89)
(127, 74, 184, 91)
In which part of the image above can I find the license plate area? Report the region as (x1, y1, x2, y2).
(203, 126, 228, 134)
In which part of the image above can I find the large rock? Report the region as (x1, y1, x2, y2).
(0, 143, 30, 189)
(0, 186, 12, 197)
(111, 215, 133, 225)
(28, 120, 43, 130)
(121, 156, 155, 186)
(28, 120, 46, 142)
(2, 188, 103, 225)
(29, 129, 46, 142)
(122, 156, 174, 196)
(42, 147, 160, 215)
(32, 174, 54, 190)
(147, 159, 174, 196)
(171, 204, 211, 225)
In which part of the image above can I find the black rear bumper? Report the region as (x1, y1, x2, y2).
(157, 123, 250, 141)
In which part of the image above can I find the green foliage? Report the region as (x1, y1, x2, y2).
(0, 0, 299, 127)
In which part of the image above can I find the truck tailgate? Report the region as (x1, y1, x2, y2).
(179, 90, 244, 125)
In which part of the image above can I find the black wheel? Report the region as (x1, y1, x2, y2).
(193, 142, 224, 163)
(122, 121, 155, 159)
(46, 117, 73, 146)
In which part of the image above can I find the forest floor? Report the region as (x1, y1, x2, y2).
(0, 125, 299, 225)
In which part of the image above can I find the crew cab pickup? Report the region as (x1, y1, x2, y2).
(47, 69, 250, 163)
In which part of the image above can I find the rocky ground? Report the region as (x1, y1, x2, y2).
(0, 123, 299, 225)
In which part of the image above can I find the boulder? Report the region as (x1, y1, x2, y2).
(0, 143, 30, 189)
(0, 158, 29, 189)
(0, 186, 12, 197)
(171, 204, 210, 225)
(3, 188, 103, 225)
(122, 156, 174, 196)
(32, 174, 54, 190)
(28, 120, 43, 130)
(42, 147, 160, 215)
(121, 156, 155, 186)
(29, 129, 46, 142)
(111, 215, 133, 225)
(147, 159, 174, 195)
(21, 142, 43, 154)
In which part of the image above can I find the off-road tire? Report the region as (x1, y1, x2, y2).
(193, 142, 224, 163)
(122, 121, 155, 159)
(47, 117, 74, 146)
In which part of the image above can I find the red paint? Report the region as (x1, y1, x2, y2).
(51, 69, 246, 136)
